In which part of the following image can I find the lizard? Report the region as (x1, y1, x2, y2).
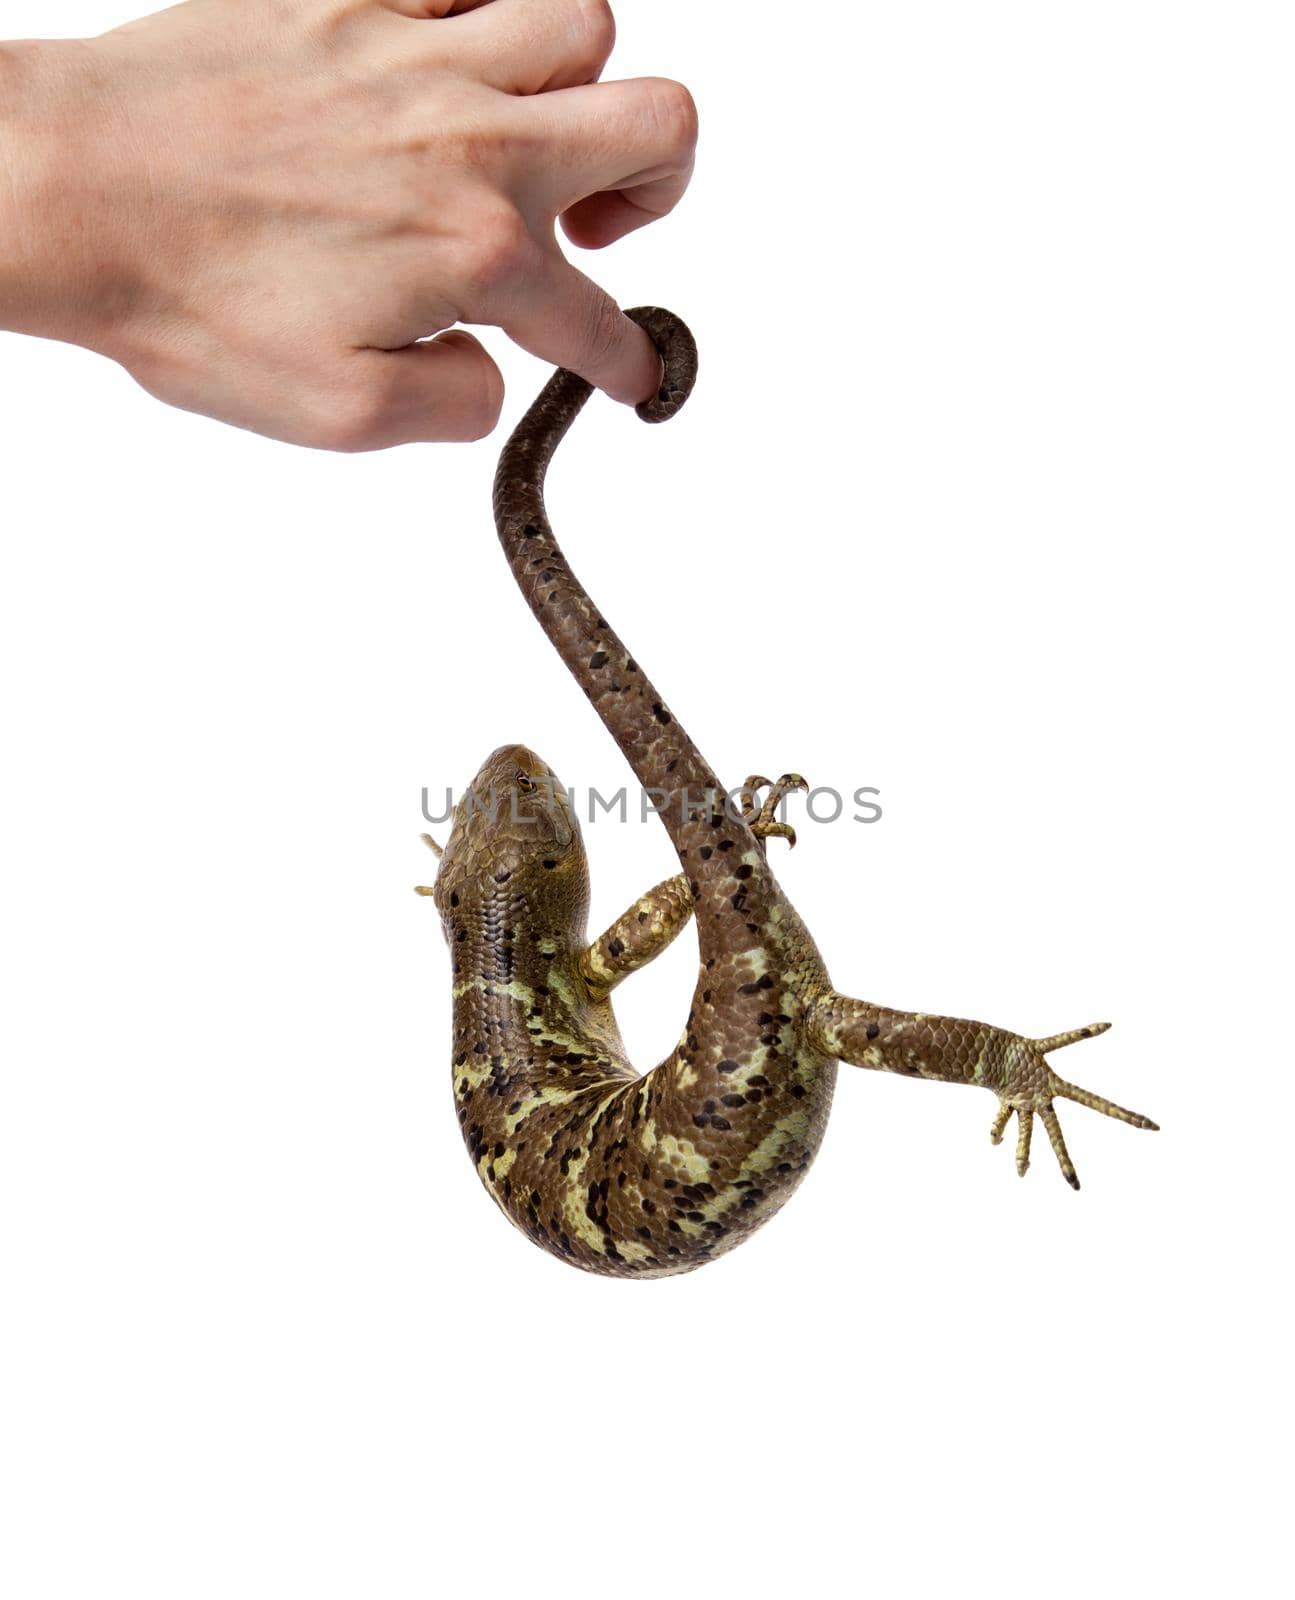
(417, 307, 1157, 1278)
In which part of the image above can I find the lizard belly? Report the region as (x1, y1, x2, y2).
(451, 990, 838, 1279)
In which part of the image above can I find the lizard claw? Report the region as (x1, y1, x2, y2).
(989, 1023, 1158, 1190)
(738, 773, 809, 849)
(1016, 1107, 1035, 1177)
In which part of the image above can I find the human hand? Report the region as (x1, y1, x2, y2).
(0, 0, 696, 449)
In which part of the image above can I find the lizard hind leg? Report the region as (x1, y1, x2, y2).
(807, 992, 1158, 1190)
(738, 773, 809, 849)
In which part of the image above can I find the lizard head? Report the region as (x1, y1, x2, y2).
(429, 744, 590, 937)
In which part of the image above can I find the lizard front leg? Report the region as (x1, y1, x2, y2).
(807, 994, 1157, 1189)
(578, 875, 695, 1002)
(578, 769, 808, 1000)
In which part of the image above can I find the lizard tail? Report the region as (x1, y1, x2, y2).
(491, 308, 727, 860)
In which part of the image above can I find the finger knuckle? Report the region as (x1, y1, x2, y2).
(645, 77, 699, 151)
(567, 0, 617, 71)
(461, 204, 533, 302)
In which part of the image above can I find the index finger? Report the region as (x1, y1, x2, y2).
(495, 251, 662, 407)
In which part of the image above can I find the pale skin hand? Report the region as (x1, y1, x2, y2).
(0, 0, 697, 449)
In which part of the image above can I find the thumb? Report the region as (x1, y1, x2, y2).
(339, 330, 504, 451)
(497, 255, 661, 408)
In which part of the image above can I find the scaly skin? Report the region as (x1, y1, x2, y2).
(420, 308, 1157, 1278)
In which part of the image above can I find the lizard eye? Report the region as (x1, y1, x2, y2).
(516, 772, 537, 795)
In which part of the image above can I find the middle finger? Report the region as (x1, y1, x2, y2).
(419, 0, 616, 94)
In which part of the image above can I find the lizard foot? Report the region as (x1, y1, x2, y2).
(737, 773, 809, 849)
(414, 832, 442, 896)
(989, 1022, 1158, 1189)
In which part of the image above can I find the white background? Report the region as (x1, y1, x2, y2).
(1, 3, 1290, 1596)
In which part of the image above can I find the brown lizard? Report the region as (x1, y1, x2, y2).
(418, 307, 1157, 1277)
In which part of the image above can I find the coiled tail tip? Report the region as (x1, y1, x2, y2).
(627, 307, 698, 423)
